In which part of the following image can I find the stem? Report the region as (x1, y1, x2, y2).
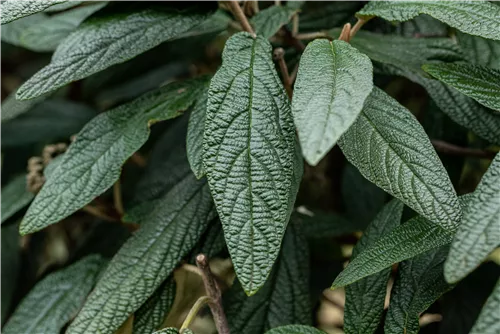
(349, 18, 368, 40)
(182, 263, 203, 277)
(283, 26, 305, 52)
(196, 254, 230, 334)
(338, 23, 352, 42)
(130, 152, 147, 167)
(292, 13, 299, 36)
(275, 0, 281, 5)
(431, 140, 497, 159)
(113, 180, 124, 216)
(273, 48, 292, 99)
(290, 63, 299, 85)
(227, 1, 255, 37)
(82, 205, 118, 222)
(180, 296, 211, 331)
(295, 31, 331, 41)
(252, 0, 259, 14)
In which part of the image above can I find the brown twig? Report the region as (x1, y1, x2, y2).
(82, 205, 119, 222)
(129, 152, 147, 167)
(295, 31, 332, 41)
(431, 139, 497, 160)
(338, 23, 352, 42)
(113, 180, 124, 216)
(227, 1, 255, 37)
(196, 254, 230, 334)
(283, 26, 305, 52)
(292, 13, 299, 36)
(290, 63, 300, 85)
(349, 17, 369, 40)
(273, 48, 293, 99)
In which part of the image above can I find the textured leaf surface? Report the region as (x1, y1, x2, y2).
(1, 92, 46, 122)
(344, 199, 404, 334)
(265, 325, 326, 334)
(204, 32, 299, 295)
(470, 279, 500, 334)
(384, 246, 452, 334)
(187, 85, 208, 179)
(423, 63, 500, 111)
(68, 174, 214, 334)
(224, 220, 311, 333)
(1, 175, 34, 224)
(292, 39, 373, 166)
(251, 5, 297, 39)
(3, 255, 105, 334)
(0, 0, 65, 24)
(16, 8, 210, 100)
(20, 79, 202, 235)
(357, 1, 500, 40)
(456, 31, 500, 70)
(339, 87, 461, 229)
(445, 153, 500, 283)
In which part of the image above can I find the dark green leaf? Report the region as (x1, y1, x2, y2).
(344, 199, 404, 334)
(1, 223, 21, 323)
(292, 39, 373, 166)
(204, 32, 300, 295)
(251, 5, 297, 39)
(187, 85, 208, 179)
(299, 2, 362, 32)
(1, 92, 46, 122)
(456, 31, 500, 70)
(294, 209, 357, 239)
(1, 175, 34, 224)
(20, 79, 203, 235)
(0, 0, 66, 24)
(265, 325, 326, 334)
(470, 279, 500, 334)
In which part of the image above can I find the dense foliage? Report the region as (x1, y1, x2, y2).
(1, 1, 499, 334)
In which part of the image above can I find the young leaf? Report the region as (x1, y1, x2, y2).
(204, 32, 300, 295)
(265, 325, 326, 334)
(292, 39, 373, 166)
(187, 86, 208, 179)
(67, 174, 215, 334)
(0, 0, 66, 24)
(20, 79, 203, 235)
(1, 175, 34, 224)
(339, 87, 461, 229)
(445, 153, 500, 283)
(469, 279, 500, 334)
(3, 255, 106, 334)
(423, 63, 500, 111)
(344, 199, 404, 334)
(456, 31, 500, 70)
(384, 245, 453, 334)
(357, 1, 500, 40)
(251, 6, 298, 39)
(16, 9, 211, 100)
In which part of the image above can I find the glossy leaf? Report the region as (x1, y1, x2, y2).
(445, 153, 500, 283)
(187, 85, 208, 179)
(16, 8, 211, 100)
(1, 175, 34, 224)
(357, 1, 500, 40)
(204, 32, 300, 295)
(265, 325, 326, 334)
(292, 39, 373, 166)
(423, 63, 500, 111)
(0, 0, 66, 24)
(456, 31, 500, 70)
(470, 279, 500, 334)
(339, 87, 461, 229)
(344, 199, 404, 334)
(384, 245, 452, 334)
(3, 255, 105, 334)
(251, 5, 298, 39)
(67, 174, 215, 334)
(20, 79, 203, 235)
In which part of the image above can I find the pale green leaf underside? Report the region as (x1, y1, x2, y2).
(187, 86, 208, 179)
(68, 174, 214, 334)
(445, 153, 500, 283)
(344, 199, 403, 334)
(292, 39, 373, 166)
(456, 31, 500, 70)
(0, 0, 65, 24)
(357, 1, 500, 40)
(204, 32, 298, 295)
(20, 79, 203, 235)
(423, 63, 500, 111)
(339, 87, 461, 229)
(1, 92, 46, 122)
(265, 325, 326, 334)
(1, 175, 34, 224)
(3, 255, 105, 334)
(16, 9, 210, 100)
(470, 279, 500, 334)
(251, 5, 297, 39)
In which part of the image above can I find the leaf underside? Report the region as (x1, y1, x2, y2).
(1, 0, 66, 24)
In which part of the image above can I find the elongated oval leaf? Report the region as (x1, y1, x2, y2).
(265, 325, 326, 334)
(204, 32, 299, 295)
(16, 9, 210, 100)
(470, 279, 500, 334)
(445, 153, 500, 283)
(1, 91, 46, 122)
(292, 39, 373, 166)
(456, 31, 500, 70)
(187, 86, 208, 179)
(423, 63, 500, 111)
(3, 255, 105, 334)
(339, 87, 461, 229)
(357, 1, 500, 40)
(344, 199, 404, 334)
(1, 175, 34, 224)
(67, 174, 215, 334)
(251, 5, 298, 39)
(0, 0, 66, 24)
(20, 79, 203, 235)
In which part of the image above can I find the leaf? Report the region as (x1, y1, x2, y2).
(423, 63, 500, 111)
(204, 32, 300, 295)
(395, 14, 448, 37)
(250, 5, 297, 39)
(1, 175, 34, 224)
(0, 0, 66, 24)
(469, 279, 500, 334)
(445, 153, 500, 283)
(153, 328, 181, 334)
(299, 2, 363, 32)
(1, 223, 21, 323)
(2, 99, 97, 148)
(339, 87, 461, 229)
(187, 85, 208, 179)
(224, 220, 311, 333)
(133, 278, 176, 334)
(344, 199, 404, 334)
(3, 255, 105, 334)
(67, 174, 215, 334)
(1, 92, 46, 122)
(456, 31, 500, 70)
(292, 39, 373, 166)
(356, 1, 500, 40)
(16, 8, 211, 100)
(20, 78, 203, 235)
(294, 209, 358, 239)
(265, 325, 326, 334)
(384, 245, 453, 334)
